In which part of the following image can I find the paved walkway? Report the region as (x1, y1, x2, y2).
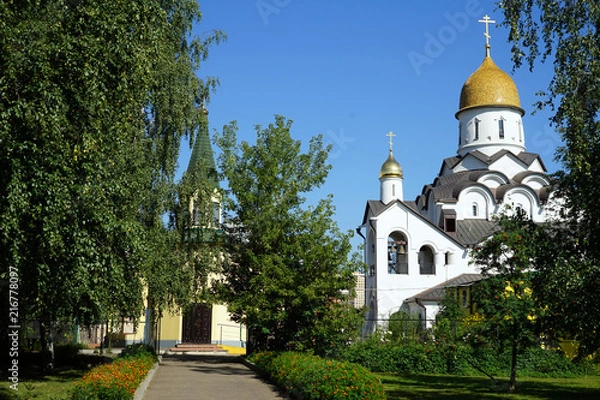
(143, 354, 285, 400)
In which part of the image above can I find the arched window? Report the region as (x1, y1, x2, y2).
(472, 203, 478, 217)
(388, 232, 408, 274)
(192, 200, 200, 226)
(474, 118, 480, 140)
(498, 117, 505, 139)
(419, 246, 435, 275)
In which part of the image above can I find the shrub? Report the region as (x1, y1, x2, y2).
(71, 345, 156, 399)
(517, 347, 598, 377)
(120, 343, 156, 359)
(55, 343, 87, 366)
(337, 339, 398, 373)
(338, 339, 448, 374)
(249, 351, 386, 400)
(339, 339, 598, 378)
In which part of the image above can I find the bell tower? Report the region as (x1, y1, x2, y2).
(379, 132, 403, 204)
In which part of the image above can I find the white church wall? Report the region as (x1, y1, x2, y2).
(457, 107, 525, 157)
(371, 204, 474, 322)
(502, 187, 541, 221)
(488, 155, 531, 178)
(456, 186, 494, 220)
(526, 159, 546, 174)
(380, 177, 403, 204)
(451, 156, 488, 172)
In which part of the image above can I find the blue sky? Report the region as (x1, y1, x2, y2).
(178, 0, 561, 250)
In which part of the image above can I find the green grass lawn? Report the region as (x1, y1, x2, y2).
(0, 352, 115, 400)
(0, 368, 84, 400)
(379, 373, 600, 400)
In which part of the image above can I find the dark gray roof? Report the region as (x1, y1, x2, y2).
(455, 219, 499, 245)
(512, 170, 548, 184)
(416, 150, 550, 210)
(406, 273, 486, 302)
(363, 199, 419, 221)
(441, 150, 546, 173)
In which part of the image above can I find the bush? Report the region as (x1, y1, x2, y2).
(338, 338, 599, 378)
(249, 351, 386, 400)
(120, 343, 156, 359)
(55, 343, 87, 366)
(338, 339, 449, 374)
(517, 347, 598, 377)
(337, 339, 398, 373)
(71, 344, 156, 399)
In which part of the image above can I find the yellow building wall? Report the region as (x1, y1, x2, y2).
(159, 309, 182, 343)
(211, 304, 247, 347)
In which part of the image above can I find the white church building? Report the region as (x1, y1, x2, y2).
(358, 23, 554, 333)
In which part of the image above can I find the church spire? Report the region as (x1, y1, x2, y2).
(379, 132, 403, 204)
(186, 106, 218, 188)
(455, 16, 526, 157)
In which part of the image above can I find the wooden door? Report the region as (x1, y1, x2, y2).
(182, 304, 212, 343)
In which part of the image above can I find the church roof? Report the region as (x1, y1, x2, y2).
(457, 54, 524, 116)
(440, 150, 546, 173)
(416, 150, 550, 210)
(380, 150, 403, 178)
(185, 107, 218, 188)
(455, 219, 499, 245)
(363, 199, 418, 222)
(406, 273, 486, 302)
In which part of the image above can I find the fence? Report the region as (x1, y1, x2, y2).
(217, 323, 247, 348)
(363, 317, 464, 343)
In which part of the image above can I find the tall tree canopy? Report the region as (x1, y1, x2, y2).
(214, 115, 364, 354)
(0, 0, 224, 364)
(499, 1, 600, 357)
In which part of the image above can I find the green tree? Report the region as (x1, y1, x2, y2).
(386, 311, 421, 344)
(0, 0, 223, 367)
(213, 115, 363, 354)
(470, 210, 541, 392)
(499, 1, 600, 358)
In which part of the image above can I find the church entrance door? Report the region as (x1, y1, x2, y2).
(182, 304, 212, 343)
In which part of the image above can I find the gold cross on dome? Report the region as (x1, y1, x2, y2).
(386, 131, 396, 151)
(478, 15, 496, 47)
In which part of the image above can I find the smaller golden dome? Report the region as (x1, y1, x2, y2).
(380, 151, 403, 178)
(457, 54, 524, 116)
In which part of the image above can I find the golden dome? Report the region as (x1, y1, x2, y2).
(457, 54, 524, 116)
(380, 151, 403, 178)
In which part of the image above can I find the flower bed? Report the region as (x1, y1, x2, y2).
(71, 344, 157, 400)
(250, 351, 386, 400)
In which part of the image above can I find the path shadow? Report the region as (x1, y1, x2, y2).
(159, 353, 287, 398)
